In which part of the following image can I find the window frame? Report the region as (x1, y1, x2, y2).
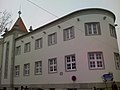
(35, 61, 42, 75)
(15, 46, 21, 55)
(48, 32, 57, 46)
(65, 54, 76, 72)
(35, 38, 43, 50)
(23, 63, 30, 76)
(109, 24, 117, 38)
(15, 65, 20, 77)
(24, 42, 31, 53)
(88, 52, 105, 70)
(48, 58, 57, 73)
(85, 22, 101, 36)
(63, 26, 75, 41)
(114, 52, 120, 70)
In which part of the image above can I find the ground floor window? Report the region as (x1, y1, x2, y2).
(88, 52, 104, 70)
(65, 54, 76, 71)
(114, 52, 120, 70)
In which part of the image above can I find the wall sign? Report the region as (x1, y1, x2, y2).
(102, 73, 113, 81)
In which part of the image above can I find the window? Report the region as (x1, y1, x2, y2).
(15, 46, 21, 55)
(48, 32, 57, 46)
(63, 26, 75, 41)
(48, 58, 57, 73)
(24, 42, 30, 53)
(15, 65, 20, 77)
(35, 61, 42, 75)
(65, 54, 76, 71)
(35, 38, 43, 49)
(109, 24, 117, 38)
(88, 52, 104, 69)
(114, 53, 120, 70)
(85, 22, 101, 35)
(24, 63, 30, 76)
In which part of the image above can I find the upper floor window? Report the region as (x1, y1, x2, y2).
(15, 65, 20, 77)
(35, 61, 42, 75)
(48, 32, 57, 46)
(109, 24, 117, 38)
(35, 38, 43, 49)
(65, 54, 76, 71)
(88, 52, 104, 70)
(24, 63, 30, 76)
(85, 22, 101, 36)
(114, 53, 120, 70)
(15, 46, 21, 55)
(24, 42, 31, 53)
(48, 58, 57, 73)
(63, 26, 75, 41)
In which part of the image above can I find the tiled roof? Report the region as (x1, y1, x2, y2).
(11, 17, 28, 32)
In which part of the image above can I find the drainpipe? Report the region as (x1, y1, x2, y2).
(10, 32, 16, 90)
(0, 39, 4, 87)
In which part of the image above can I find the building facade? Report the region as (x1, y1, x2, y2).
(0, 8, 120, 90)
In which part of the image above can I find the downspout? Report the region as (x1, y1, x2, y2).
(10, 32, 16, 90)
(0, 39, 4, 87)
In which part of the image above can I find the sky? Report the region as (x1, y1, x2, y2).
(0, 0, 120, 46)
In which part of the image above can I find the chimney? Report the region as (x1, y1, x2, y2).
(4, 28, 8, 32)
(29, 26, 33, 32)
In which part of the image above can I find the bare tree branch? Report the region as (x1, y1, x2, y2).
(0, 10, 12, 34)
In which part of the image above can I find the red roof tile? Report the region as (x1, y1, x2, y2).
(11, 17, 28, 32)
